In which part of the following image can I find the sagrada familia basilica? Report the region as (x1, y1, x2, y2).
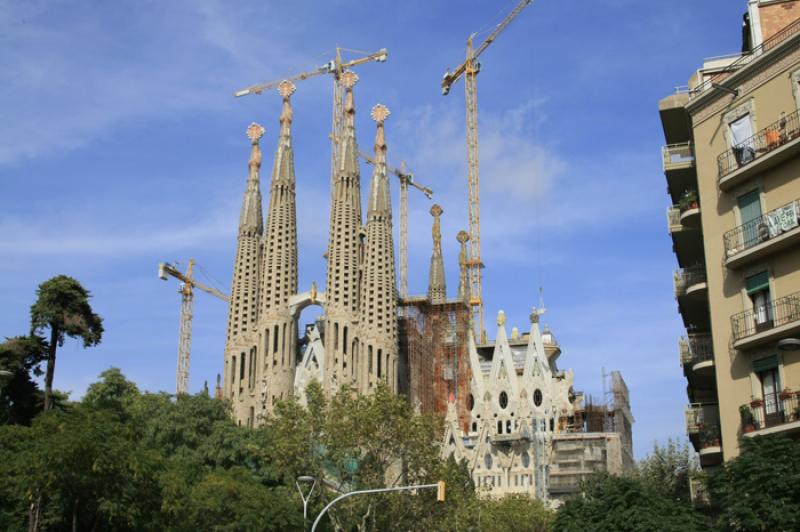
(221, 74, 633, 502)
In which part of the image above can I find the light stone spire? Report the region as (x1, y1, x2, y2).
(427, 204, 447, 304)
(223, 123, 265, 422)
(325, 71, 363, 393)
(457, 230, 470, 304)
(358, 104, 398, 393)
(258, 80, 300, 410)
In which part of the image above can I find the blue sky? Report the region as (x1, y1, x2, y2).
(1, 0, 745, 458)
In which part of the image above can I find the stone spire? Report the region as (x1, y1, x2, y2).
(359, 103, 398, 393)
(223, 123, 265, 420)
(457, 230, 470, 304)
(257, 80, 300, 411)
(324, 71, 363, 393)
(427, 204, 447, 304)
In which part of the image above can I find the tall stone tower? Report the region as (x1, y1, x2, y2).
(456, 230, 470, 304)
(427, 204, 447, 304)
(324, 71, 363, 393)
(224, 122, 264, 426)
(258, 81, 299, 410)
(358, 104, 398, 392)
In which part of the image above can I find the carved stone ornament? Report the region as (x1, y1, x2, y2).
(370, 103, 390, 123)
(278, 80, 296, 99)
(247, 122, 265, 143)
(497, 310, 506, 327)
(341, 70, 359, 89)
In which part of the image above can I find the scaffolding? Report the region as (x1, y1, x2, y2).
(398, 298, 472, 431)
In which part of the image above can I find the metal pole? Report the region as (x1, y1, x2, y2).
(311, 483, 440, 532)
(296, 479, 316, 531)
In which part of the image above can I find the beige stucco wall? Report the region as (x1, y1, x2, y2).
(689, 45, 800, 460)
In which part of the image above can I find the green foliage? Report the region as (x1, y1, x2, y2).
(473, 494, 553, 532)
(0, 369, 299, 531)
(553, 473, 709, 532)
(708, 434, 800, 531)
(29, 275, 104, 410)
(636, 437, 698, 504)
(0, 335, 47, 425)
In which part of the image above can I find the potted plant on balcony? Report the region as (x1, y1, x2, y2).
(679, 190, 699, 212)
(700, 424, 721, 448)
(740, 404, 757, 433)
(779, 388, 793, 401)
(750, 397, 764, 408)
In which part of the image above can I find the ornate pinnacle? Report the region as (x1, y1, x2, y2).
(247, 122, 265, 179)
(457, 230, 470, 304)
(456, 230, 470, 245)
(278, 80, 296, 99)
(278, 82, 294, 140)
(341, 70, 359, 89)
(430, 204, 443, 251)
(247, 122, 265, 144)
(497, 310, 506, 327)
(370, 103, 390, 123)
(529, 307, 540, 324)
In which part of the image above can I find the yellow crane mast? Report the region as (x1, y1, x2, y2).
(158, 260, 229, 395)
(441, 0, 533, 343)
(360, 152, 433, 299)
(234, 47, 388, 193)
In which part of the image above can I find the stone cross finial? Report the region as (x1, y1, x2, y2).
(370, 103, 390, 123)
(278, 80, 296, 99)
(341, 70, 359, 89)
(247, 122, 265, 144)
(530, 307, 540, 324)
(497, 310, 506, 327)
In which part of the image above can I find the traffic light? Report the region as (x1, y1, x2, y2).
(437, 480, 446, 502)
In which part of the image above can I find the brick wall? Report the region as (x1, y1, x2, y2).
(760, 0, 800, 41)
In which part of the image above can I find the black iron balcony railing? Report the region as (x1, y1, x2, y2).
(680, 334, 713, 366)
(724, 198, 800, 258)
(674, 266, 707, 296)
(690, 17, 800, 97)
(718, 109, 800, 179)
(741, 391, 800, 432)
(731, 291, 800, 342)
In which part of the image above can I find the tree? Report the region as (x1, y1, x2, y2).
(554, 473, 709, 532)
(0, 335, 47, 425)
(708, 434, 800, 531)
(29, 275, 103, 410)
(636, 437, 698, 504)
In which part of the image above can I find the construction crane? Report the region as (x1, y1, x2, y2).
(441, 0, 533, 343)
(158, 260, 229, 395)
(234, 47, 388, 192)
(360, 151, 433, 299)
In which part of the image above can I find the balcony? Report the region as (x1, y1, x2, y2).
(679, 334, 714, 375)
(662, 143, 697, 199)
(724, 198, 800, 269)
(667, 207, 705, 268)
(674, 267, 707, 299)
(717, 109, 800, 190)
(659, 92, 692, 145)
(741, 391, 800, 437)
(685, 403, 723, 466)
(731, 291, 800, 350)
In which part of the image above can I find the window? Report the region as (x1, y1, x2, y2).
(468, 394, 475, 411)
(521, 451, 530, 468)
(533, 389, 543, 407)
(484, 453, 493, 470)
(730, 114, 755, 166)
(499, 391, 508, 409)
(756, 361, 784, 427)
(746, 271, 772, 329)
(738, 189, 763, 248)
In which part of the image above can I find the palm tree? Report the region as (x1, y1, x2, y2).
(30, 275, 103, 410)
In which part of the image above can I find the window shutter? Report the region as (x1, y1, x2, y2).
(746, 271, 770, 294)
(753, 355, 778, 373)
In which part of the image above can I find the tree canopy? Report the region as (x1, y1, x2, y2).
(708, 434, 800, 532)
(29, 275, 103, 410)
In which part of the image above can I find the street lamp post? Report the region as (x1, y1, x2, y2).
(296, 475, 316, 531)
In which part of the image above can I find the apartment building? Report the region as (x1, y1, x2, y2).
(659, 0, 800, 471)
